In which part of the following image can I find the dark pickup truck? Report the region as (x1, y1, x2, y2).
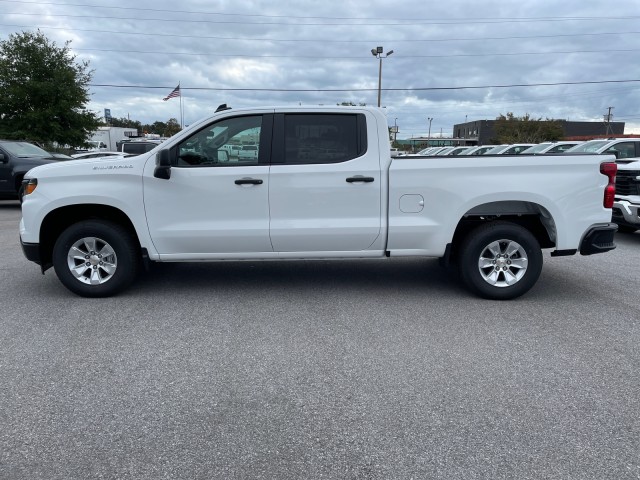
(0, 140, 60, 200)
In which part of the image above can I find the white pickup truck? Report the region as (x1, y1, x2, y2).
(20, 106, 618, 299)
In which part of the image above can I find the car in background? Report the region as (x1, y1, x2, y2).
(441, 146, 473, 156)
(117, 140, 162, 156)
(612, 157, 640, 233)
(222, 144, 242, 158)
(564, 138, 640, 160)
(0, 140, 62, 200)
(47, 152, 74, 160)
(238, 144, 259, 161)
(484, 144, 536, 155)
(463, 146, 496, 156)
(520, 141, 582, 155)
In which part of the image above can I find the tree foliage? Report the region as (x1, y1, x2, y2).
(0, 30, 100, 146)
(493, 112, 564, 144)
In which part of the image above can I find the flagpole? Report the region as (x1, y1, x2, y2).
(179, 81, 183, 129)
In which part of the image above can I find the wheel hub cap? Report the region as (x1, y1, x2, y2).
(67, 237, 117, 285)
(478, 239, 528, 288)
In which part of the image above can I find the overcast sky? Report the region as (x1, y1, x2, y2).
(2, 0, 640, 139)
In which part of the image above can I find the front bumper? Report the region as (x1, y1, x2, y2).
(612, 199, 640, 228)
(20, 238, 41, 265)
(579, 223, 617, 255)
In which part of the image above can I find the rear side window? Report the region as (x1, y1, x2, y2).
(282, 114, 367, 164)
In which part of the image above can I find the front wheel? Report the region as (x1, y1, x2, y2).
(52, 220, 139, 297)
(458, 222, 543, 300)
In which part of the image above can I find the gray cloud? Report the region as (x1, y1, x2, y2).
(2, 0, 640, 137)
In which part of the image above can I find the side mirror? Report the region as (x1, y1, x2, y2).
(0, 153, 5, 163)
(154, 149, 171, 179)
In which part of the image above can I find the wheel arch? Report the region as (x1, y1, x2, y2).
(39, 204, 142, 271)
(449, 201, 557, 260)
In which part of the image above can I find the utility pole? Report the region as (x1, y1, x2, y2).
(371, 46, 393, 107)
(604, 106, 614, 136)
(427, 117, 433, 147)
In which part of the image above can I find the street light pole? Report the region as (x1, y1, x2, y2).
(394, 117, 398, 145)
(427, 117, 433, 147)
(371, 46, 393, 107)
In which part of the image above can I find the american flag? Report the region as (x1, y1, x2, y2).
(163, 85, 180, 101)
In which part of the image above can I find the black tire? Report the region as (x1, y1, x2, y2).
(616, 225, 637, 234)
(458, 221, 543, 300)
(52, 220, 139, 297)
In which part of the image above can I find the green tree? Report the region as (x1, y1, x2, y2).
(109, 116, 142, 131)
(493, 112, 564, 144)
(163, 118, 181, 137)
(0, 30, 100, 146)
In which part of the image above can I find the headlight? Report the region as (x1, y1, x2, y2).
(22, 178, 38, 196)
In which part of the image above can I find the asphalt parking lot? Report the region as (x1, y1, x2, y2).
(1, 200, 639, 479)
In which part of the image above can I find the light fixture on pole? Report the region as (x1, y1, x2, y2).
(427, 117, 433, 147)
(371, 46, 393, 107)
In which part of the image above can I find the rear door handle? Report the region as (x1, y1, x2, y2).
(346, 176, 375, 183)
(235, 178, 263, 185)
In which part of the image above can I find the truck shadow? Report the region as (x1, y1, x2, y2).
(134, 258, 466, 298)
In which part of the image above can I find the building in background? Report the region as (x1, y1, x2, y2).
(452, 119, 626, 146)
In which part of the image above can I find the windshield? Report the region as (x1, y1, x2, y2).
(521, 143, 552, 154)
(0, 141, 50, 157)
(565, 141, 609, 153)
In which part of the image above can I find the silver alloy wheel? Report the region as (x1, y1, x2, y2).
(66, 236, 118, 285)
(477, 239, 528, 288)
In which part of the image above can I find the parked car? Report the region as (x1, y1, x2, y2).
(520, 141, 582, 155)
(442, 146, 473, 156)
(0, 140, 61, 201)
(463, 146, 496, 156)
(612, 157, 640, 233)
(221, 144, 242, 158)
(238, 144, 259, 161)
(564, 138, 640, 160)
(117, 141, 162, 155)
(484, 144, 536, 155)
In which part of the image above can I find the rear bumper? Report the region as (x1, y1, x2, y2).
(579, 223, 617, 255)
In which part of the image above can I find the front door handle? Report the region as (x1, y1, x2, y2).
(235, 178, 263, 185)
(346, 176, 375, 183)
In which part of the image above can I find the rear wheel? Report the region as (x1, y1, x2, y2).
(459, 221, 543, 300)
(52, 220, 139, 297)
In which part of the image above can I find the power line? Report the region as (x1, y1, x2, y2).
(89, 79, 640, 93)
(0, 1, 637, 23)
(73, 47, 640, 59)
(3, 10, 640, 26)
(4, 23, 640, 44)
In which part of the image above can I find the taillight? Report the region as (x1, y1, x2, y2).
(600, 162, 617, 208)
